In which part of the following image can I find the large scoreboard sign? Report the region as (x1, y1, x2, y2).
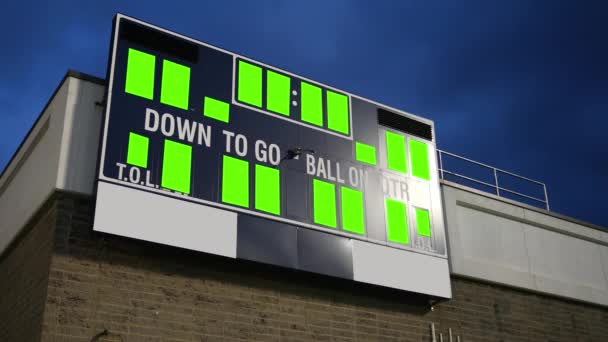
(94, 14, 451, 298)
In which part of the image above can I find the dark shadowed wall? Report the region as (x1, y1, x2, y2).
(0, 196, 57, 342)
(28, 192, 607, 342)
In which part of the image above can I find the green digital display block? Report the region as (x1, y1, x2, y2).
(161, 140, 192, 194)
(313, 179, 337, 228)
(221, 155, 249, 208)
(237, 60, 262, 107)
(385, 198, 408, 244)
(410, 139, 430, 180)
(300, 82, 323, 127)
(160, 60, 190, 110)
(326, 90, 349, 134)
(416, 207, 431, 237)
(355, 142, 377, 165)
(266, 70, 290, 116)
(340, 187, 365, 234)
(255, 164, 281, 215)
(125, 48, 155, 100)
(385, 131, 407, 174)
(126, 132, 149, 168)
(203, 96, 230, 123)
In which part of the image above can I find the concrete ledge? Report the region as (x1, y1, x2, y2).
(442, 180, 608, 243)
(443, 183, 608, 307)
(0, 71, 105, 257)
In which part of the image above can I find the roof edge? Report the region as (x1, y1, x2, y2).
(66, 69, 106, 86)
(0, 70, 106, 181)
(441, 179, 607, 233)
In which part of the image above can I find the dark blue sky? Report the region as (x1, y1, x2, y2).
(1, 1, 606, 227)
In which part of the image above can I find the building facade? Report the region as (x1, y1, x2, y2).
(1, 72, 608, 342)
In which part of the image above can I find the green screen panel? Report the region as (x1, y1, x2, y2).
(385, 131, 407, 174)
(255, 164, 281, 215)
(416, 207, 431, 237)
(340, 187, 365, 234)
(161, 140, 192, 194)
(385, 198, 408, 244)
(126, 132, 149, 168)
(203, 96, 230, 123)
(410, 139, 430, 180)
(326, 91, 349, 134)
(222, 155, 249, 208)
(160, 60, 190, 110)
(125, 48, 155, 100)
(300, 82, 323, 127)
(313, 179, 336, 228)
(355, 142, 377, 165)
(266, 70, 290, 116)
(237, 60, 262, 107)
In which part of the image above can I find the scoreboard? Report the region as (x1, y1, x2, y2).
(94, 14, 451, 298)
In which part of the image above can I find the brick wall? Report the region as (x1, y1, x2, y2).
(16, 192, 608, 341)
(0, 195, 57, 342)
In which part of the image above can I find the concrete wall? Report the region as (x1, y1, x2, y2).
(443, 182, 608, 307)
(0, 72, 104, 257)
(40, 192, 608, 342)
(56, 76, 105, 194)
(0, 79, 67, 255)
(0, 194, 57, 342)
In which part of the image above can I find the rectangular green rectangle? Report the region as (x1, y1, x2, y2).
(385, 198, 408, 244)
(160, 59, 190, 110)
(313, 179, 336, 228)
(126, 132, 149, 168)
(161, 140, 192, 194)
(385, 131, 407, 174)
(203, 97, 230, 123)
(237, 60, 262, 107)
(326, 90, 349, 134)
(125, 48, 155, 100)
(355, 142, 377, 165)
(300, 82, 323, 127)
(416, 207, 431, 237)
(410, 139, 430, 180)
(222, 155, 250, 208)
(340, 187, 365, 234)
(266, 70, 290, 116)
(255, 164, 280, 215)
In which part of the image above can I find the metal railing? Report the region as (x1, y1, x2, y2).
(437, 149, 550, 211)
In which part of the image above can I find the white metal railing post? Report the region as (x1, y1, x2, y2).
(493, 168, 499, 196)
(543, 184, 550, 211)
(438, 151, 444, 179)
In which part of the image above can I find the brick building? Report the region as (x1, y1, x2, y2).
(1, 70, 608, 341)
